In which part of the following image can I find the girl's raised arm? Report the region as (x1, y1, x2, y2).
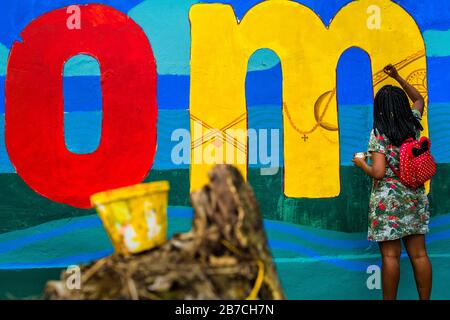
(384, 64, 425, 116)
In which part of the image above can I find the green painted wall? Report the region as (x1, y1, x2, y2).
(1, 164, 449, 234)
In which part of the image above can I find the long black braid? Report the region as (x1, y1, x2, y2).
(373, 85, 423, 147)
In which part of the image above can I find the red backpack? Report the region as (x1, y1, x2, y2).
(387, 136, 437, 189)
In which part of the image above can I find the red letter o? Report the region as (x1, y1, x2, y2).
(5, 5, 157, 208)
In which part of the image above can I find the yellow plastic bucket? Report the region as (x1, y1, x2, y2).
(90, 181, 170, 255)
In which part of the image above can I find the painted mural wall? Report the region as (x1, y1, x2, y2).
(0, 0, 450, 299)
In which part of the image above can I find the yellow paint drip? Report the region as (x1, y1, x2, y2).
(91, 181, 170, 255)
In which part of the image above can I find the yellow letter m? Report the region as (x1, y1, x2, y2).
(189, 0, 428, 197)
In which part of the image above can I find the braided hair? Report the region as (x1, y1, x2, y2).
(373, 85, 423, 147)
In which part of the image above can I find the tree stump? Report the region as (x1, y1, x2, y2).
(44, 165, 285, 300)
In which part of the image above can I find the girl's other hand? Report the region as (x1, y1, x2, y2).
(352, 154, 366, 168)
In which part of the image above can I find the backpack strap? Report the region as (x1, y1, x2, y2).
(385, 156, 401, 178)
(385, 138, 414, 179)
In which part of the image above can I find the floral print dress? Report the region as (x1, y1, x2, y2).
(367, 109, 430, 242)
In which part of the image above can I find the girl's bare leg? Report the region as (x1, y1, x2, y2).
(402, 234, 432, 300)
(378, 239, 402, 300)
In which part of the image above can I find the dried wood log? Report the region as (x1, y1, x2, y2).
(44, 165, 285, 300)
